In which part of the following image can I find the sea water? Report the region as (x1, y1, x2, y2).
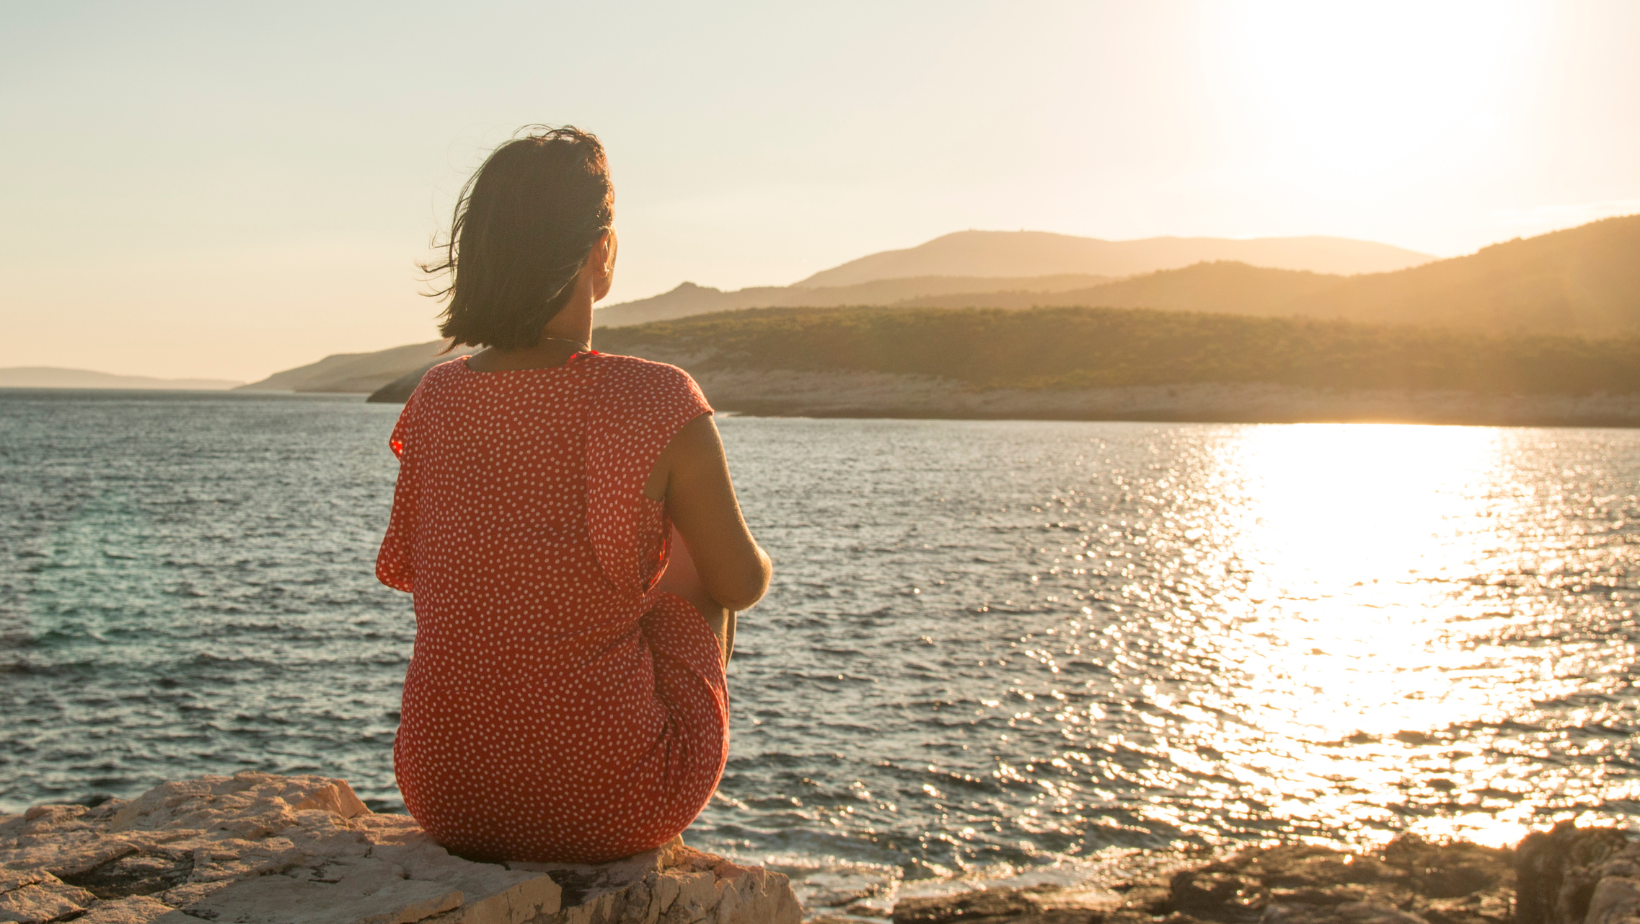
(2, 390, 1637, 906)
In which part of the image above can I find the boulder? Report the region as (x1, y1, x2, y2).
(889, 881, 1120, 923)
(0, 773, 800, 924)
(1515, 822, 1636, 924)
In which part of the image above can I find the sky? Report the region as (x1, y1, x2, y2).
(2, 1, 1638, 381)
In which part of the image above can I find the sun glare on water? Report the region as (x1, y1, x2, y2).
(1181, 425, 1579, 848)
(1225, 423, 1503, 591)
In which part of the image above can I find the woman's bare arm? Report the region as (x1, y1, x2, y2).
(654, 524, 736, 661)
(645, 414, 771, 611)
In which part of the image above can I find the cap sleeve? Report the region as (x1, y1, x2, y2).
(584, 357, 713, 599)
(375, 389, 421, 593)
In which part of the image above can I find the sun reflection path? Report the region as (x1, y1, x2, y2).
(693, 417, 1636, 878)
(1176, 424, 1620, 848)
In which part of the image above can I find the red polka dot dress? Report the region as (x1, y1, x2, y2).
(376, 352, 727, 863)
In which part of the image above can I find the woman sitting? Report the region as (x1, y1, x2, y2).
(376, 126, 771, 864)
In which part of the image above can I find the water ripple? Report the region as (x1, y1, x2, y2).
(1, 393, 1637, 888)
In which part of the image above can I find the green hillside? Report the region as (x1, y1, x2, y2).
(1286, 214, 1640, 335)
(598, 305, 1640, 395)
(890, 214, 1640, 337)
(897, 261, 1345, 316)
(590, 229, 1438, 328)
(592, 273, 1113, 328)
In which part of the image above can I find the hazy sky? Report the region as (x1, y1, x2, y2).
(3, 1, 1638, 380)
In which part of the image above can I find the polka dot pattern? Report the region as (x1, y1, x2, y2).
(376, 352, 726, 863)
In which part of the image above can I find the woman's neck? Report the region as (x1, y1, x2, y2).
(463, 277, 597, 372)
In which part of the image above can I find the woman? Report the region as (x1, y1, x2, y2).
(376, 126, 771, 864)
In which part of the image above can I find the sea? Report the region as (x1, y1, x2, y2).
(2, 389, 1637, 914)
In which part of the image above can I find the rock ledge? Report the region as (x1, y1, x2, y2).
(0, 772, 800, 924)
(887, 823, 1640, 924)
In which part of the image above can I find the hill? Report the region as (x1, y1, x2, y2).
(262, 216, 1640, 395)
(590, 229, 1433, 328)
(1283, 214, 1640, 335)
(895, 215, 1640, 338)
(0, 367, 241, 390)
(593, 273, 1111, 328)
(793, 230, 1433, 287)
(898, 261, 1346, 316)
(596, 305, 1640, 395)
(236, 340, 470, 393)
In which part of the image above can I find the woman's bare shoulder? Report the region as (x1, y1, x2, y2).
(589, 353, 705, 400)
(592, 352, 693, 380)
(401, 357, 472, 408)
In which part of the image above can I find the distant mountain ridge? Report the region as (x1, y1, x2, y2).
(793, 230, 1434, 287)
(244, 216, 1636, 396)
(593, 229, 1435, 328)
(0, 367, 241, 390)
(594, 274, 1113, 328)
(899, 262, 1344, 316)
(900, 215, 1640, 337)
(238, 340, 472, 393)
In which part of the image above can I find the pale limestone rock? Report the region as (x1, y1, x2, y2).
(2, 773, 799, 924)
(0, 871, 44, 894)
(891, 882, 1124, 924)
(0, 802, 139, 878)
(0, 874, 98, 923)
(507, 839, 801, 924)
(1263, 901, 1429, 924)
(1586, 875, 1640, 924)
(109, 774, 367, 835)
(150, 859, 465, 924)
(75, 895, 172, 924)
(154, 880, 232, 907)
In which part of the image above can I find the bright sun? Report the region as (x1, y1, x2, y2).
(1203, 1, 1545, 191)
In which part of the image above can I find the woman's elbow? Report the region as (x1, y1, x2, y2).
(714, 550, 772, 611)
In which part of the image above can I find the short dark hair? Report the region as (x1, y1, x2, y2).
(424, 126, 613, 350)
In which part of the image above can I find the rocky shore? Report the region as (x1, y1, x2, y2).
(0, 773, 800, 923)
(684, 369, 1640, 428)
(878, 823, 1638, 924)
(6, 774, 1636, 924)
(369, 363, 1640, 428)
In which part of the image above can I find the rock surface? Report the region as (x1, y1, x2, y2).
(890, 828, 1637, 924)
(0, 773, 800, 924)
(1514, 822, 1638, 924)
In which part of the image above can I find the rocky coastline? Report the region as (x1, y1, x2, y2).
(365, 365, 1640, 429)
(683, 370, 1640, 429)
(5, 774, 1636, 924)
(870, 823, 1637, 924)
(0, 773, 800, 924)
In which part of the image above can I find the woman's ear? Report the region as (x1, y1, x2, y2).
(589, 230, 618, 302)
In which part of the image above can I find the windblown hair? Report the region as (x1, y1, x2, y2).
(424, 126, 613, 350)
